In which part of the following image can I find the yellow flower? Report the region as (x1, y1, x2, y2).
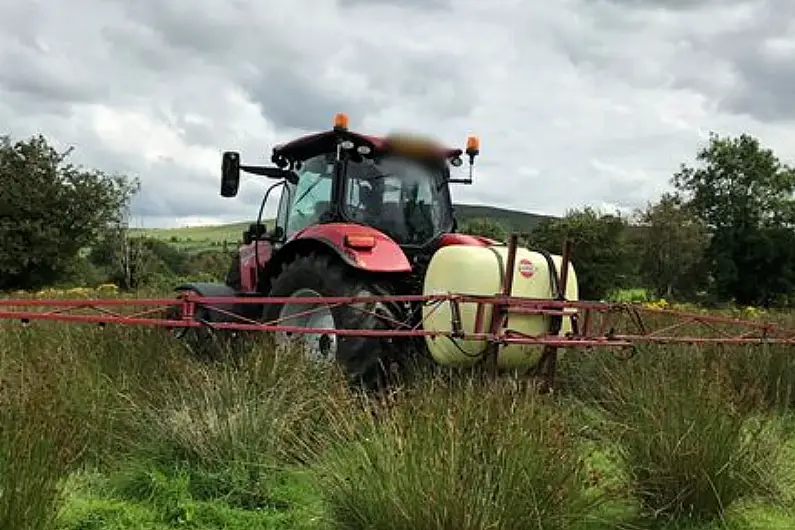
(642, 298, 671, 310)
(742, 306, 763, 318)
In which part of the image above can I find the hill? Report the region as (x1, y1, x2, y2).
(454, 204, 554, 232)
(133, 204, 553, 253)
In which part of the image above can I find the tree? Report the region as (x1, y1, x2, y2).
(527, 207, 634, 300)
(0, 134, 139, 290)
(633, 193, 709, 300)
(458, 217, 508, 241)
(671, 132, 795, 306)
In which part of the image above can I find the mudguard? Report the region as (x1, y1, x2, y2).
(281, 223, 412, 273)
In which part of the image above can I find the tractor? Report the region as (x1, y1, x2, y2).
(4, 113, 791, 386)
(174, 113, 578, 389)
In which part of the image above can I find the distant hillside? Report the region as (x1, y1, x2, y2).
(454, 204, 555, 232)
(133, 204, 554, 253)
(131, 222, 255, 254)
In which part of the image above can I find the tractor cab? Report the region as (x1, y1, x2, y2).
(270, 113, 478, 251)
(277, 139, 455, 247)
(222, 113, 480, 253)
(219, 113, 481, 295)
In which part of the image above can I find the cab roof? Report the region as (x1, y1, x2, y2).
(271, 130, 464, 163)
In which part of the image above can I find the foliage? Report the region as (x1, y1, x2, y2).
(458, 216, 508, 241)
(84, 231, 233, 289)
(109, 342, 347, 512)
(528, 207, 634, 300)
(633, 194, 710, 300)
(0, 134, 139, 291)
(88, 234, 174, 290)
(672, 132, 795, 306)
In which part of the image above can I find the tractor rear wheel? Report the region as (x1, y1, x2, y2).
(263, 252, 407, 391)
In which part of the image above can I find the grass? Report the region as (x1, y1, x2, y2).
(2, 306, 795, 529)
(309, 376, 600, 530)
(562, 347, 790, 524)
(131, 222, 255, 254)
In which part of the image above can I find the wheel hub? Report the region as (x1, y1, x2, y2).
(275, 287, 337, 362)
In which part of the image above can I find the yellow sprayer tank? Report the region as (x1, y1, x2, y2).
(421, 244, 578, 370)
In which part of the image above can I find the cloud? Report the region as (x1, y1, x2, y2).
(1, 0, 794, 229)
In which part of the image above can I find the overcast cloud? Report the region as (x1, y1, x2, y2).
(1, 0, 794, 228)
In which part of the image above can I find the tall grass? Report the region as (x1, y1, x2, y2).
(109, 337, 351, 510)
(0, 322, 348, 528)
(562, 346, 788, 524)
(307, 374, 603, 530)
(0, 327, 93, 530)
(2, 311, 795, 529)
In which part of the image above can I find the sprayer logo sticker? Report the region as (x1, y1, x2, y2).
(518, 259, 535, 278)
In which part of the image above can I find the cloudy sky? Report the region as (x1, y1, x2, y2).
(1, 0, 793, 228)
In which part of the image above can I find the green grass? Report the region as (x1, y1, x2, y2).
(133, 222, 252, 242)
(2, 308, 795, 530)
(131, 222, 255, 254)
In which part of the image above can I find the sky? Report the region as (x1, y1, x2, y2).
(1, 0, 794, 228)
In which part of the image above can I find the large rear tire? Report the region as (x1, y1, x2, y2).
(263, 252, 408, 391)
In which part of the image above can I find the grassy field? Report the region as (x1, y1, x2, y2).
(2, 303, 795, 529)
(131, 222, 254, 254)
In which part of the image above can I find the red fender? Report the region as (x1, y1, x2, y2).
(285, 223, 412, 273)
(235, 227, 492, 294)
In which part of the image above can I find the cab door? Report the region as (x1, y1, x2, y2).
(274, 180, 294, 244)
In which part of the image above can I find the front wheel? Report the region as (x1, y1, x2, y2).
(263, 252, 408, 390)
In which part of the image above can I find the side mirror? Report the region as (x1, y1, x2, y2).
(221, 151, 241, 197)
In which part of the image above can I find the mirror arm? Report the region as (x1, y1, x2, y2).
(240, 164, 276, 177)
(240, 164, 299, 185)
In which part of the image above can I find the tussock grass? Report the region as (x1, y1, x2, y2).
(308, 374, 603, 530)
(712, 344, 795, 412)
(0, 322, 345, 528)
(2, 311, 795, 529)
(109, 337, 351, 510)
(0, 328, 94, 530)
(562, 346, 788, 525)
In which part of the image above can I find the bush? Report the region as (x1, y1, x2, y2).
(309, 374, 602, 530)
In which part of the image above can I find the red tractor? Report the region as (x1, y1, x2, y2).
(174, 113, 577, 389)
